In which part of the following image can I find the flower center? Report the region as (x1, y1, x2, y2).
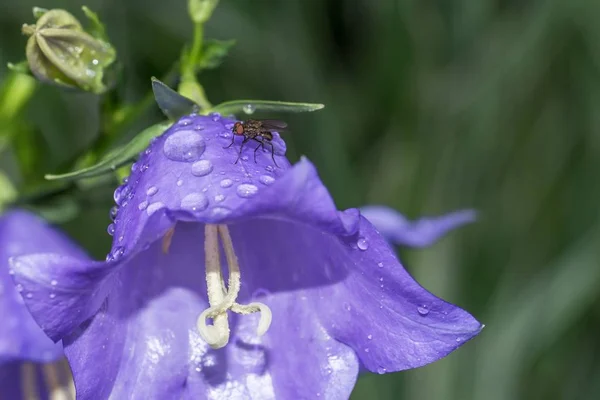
(197, 224, 272, 349)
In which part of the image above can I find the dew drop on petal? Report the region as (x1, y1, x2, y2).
(242, 104, 256, 115)
(163, 130, 206, 162)
(211, 207, 231, 218)
(146, 202, 164, 216)
(49, 293, 56, 299)
(376, 367, 387, 375)
(259, 175, 275, 185)
(177, 179, 184, 187)
(26, 293, 33, 299)
(50, 280, 57, 286)
(220, 179, 233, 188)
(191, 160, 213, 176)
(181, 193, 209, 212)
(106, 246, 125, 263)
(138, 201, 148, 211)
(214, 194, 225, 202)
(357, 237, 369, 251)
(417, 305, 430, 316)
(146, 186, 158, 196)
(107, 224, 115, 236)
(109, 206, 119, 221)
(367, 334, 373, 340)
(15, 284, 23, 292)
(377, 262, 384, 268)
(236, 183, 259, 198)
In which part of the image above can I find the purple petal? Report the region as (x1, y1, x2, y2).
(360, 206, 477, 248)
(0, 210, 72, 362)
(0, 359, 74, 399)
(10, 115, 481, 398)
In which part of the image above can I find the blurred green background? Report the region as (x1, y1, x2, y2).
(2, 0, 600, 399)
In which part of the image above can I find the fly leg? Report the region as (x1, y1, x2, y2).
(235, 137, 250, 164)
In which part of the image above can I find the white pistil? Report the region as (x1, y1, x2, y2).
(21, 363, 39, 400)
(42, 363, 71, 400)
(197, 224, 272, 349)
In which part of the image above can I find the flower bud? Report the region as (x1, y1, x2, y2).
(22, 8, 116, 94)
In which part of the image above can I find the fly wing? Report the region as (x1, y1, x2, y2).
(259, 120, 288, 131)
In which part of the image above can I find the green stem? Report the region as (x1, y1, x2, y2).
(178, 22, 212, 110)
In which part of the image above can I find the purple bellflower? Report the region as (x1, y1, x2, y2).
(0, 210, 75, 399)
(11, 115, 483, 399)
(360, 206, 477, 248)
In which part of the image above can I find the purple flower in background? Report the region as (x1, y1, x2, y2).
(0, 210, 75, 399)
(11, 115, 482, 399)
(360, 206, 477, 248)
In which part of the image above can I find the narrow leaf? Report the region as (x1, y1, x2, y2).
(45, 122, 171, 182)
(152, 77, 199, 120)
(199, 39, 236, 70)
(210, 100, 325, 116)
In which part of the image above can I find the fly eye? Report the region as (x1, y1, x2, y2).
(235, 124, 244, 135)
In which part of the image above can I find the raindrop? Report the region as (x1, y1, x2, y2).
(140, 163, 149, 172)
(214, 194, 225, 202)
(131, 162, 138, 172)
(49, 293, 56, 299)
(106, 246, 125, 263)
(259, 175, 275, 185)
(241, 155, 249, 162)
(177, 179, 184, 187)
(146, 202, 165, 216)
(357, 237, 369, 251)
(210, 112, 221, 121)
(364, 348, 370, 353)
(417, 305, 430, 316)
(144, 147, 152, 156)
(220, 179, 233, 188)
(146, 186, 158, 196)
(51, 280, 58, 286)
(191, 160, 213, 177)
(163, 130, 206, 162)
(377, 262, 384, 268)
(122, 177, 129, 184)
(109, 206, 119, 221)
(376, 367, 387, 375)
(211, 207, 231, 218)
(344, 303, 352, 311)
(367, 334, 373, 340)
(181, 193, 209, 212)
(178, 117, 193, 126)
(107, 224, 115, 236)
(15, 284, 23, 292)
(236, 184, 259, 198)
(26, 293, 33, 299)
(138, 201, 149, 211)
(456, 338, 462, 342)
(242, 104, 256, 115)
(265, 165, 274, 172)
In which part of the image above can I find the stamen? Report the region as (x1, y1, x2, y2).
(60, 359, 76, 398)
(21, 363, 39, 400)
(162, 226, 176, 254)
(197, 224, 273, 349)
(42, 363, 72, 400)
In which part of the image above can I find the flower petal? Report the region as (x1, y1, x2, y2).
(360, 206, 477, 248)
(0, 210, 73, 362)
(316, 217, 483, 372)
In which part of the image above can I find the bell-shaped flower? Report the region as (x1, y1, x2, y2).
(360, 206, 477, 248)
(0, 210, 75, 398)
(11, 115, 483, 399)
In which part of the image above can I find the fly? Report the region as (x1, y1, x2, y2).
(224, 119, 288, 167)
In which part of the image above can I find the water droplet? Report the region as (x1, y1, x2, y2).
(210, 112, 221, 121)
(344, 303, 352, 311)
(140, 163, 149, 172)
(146, 186, 158, 196)
(211, 207, 231, 218)
(236, 183, 259, 198)
(181, 193, 209, 212)
(131, 162, 138, 172)
(26, 293, 33, 299)
(163, 130, 206, 162)
(51, 280, 58, 286)
(220, 179, 233, 188)
(456, 338, 462, 342)
(364, 348, 370, 353)
(259, 175, 275, 185)
(138, 201, 148, 211)
(241, 155, 249, 162)
(146, 202, 164, 216)
(107, 224, 115, 236)
(109, 206, 119, 220)
(49, 293, 56, 299)
(191, 160, 213, 176)
(15, 284, 23, 292)
(214, 194, 225, 202)
(417, 305, 430, 316)
(144, 147, 152, 155)
(265, 165, 274, 172)
(357, 237, 369, 251)
(178, 116, 193, 126)
(377, 262, 384, 268)
(243, 104, 256, 114)
(122, 177, 129, 184)
(106, 246, 125, 263)
(367, 334, 373, 340)
(376, 367, 387, 375)
(177, 179, 184, 187)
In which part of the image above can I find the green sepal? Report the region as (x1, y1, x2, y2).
(199, 39, 236, 70)
(45, 121, 171, 182)
(188, 0, 220, 23)
(152, 77, 199, 120)
(209, 100, 325, 116)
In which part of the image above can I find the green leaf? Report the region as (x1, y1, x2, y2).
(25, 195, 80, 224)
(188, 0, 220, 23)
(81, 6, 109, 42)
(7, 61, 30, 74)
(209, 100, 325, 116)
(152, 77, 199, 119)
(199, 39, 236, 70)
(45, 121, 171, 182)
